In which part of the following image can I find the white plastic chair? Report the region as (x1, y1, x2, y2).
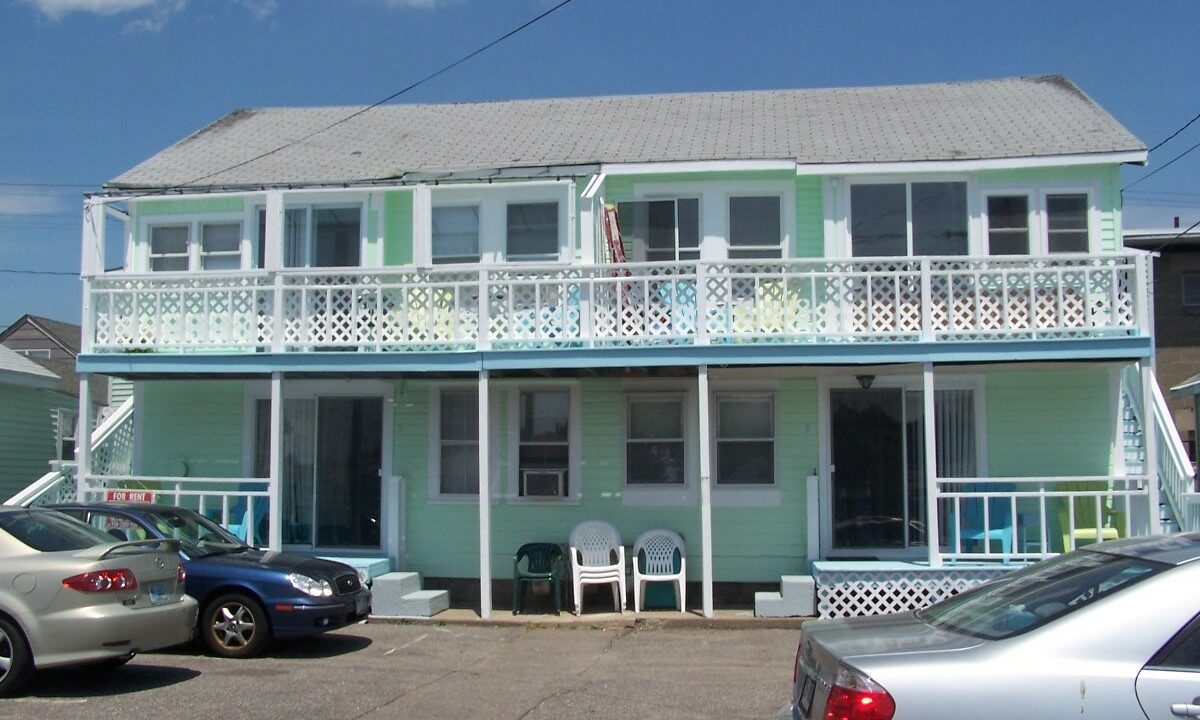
(632, 529, 686, 612)
(568, 520, 626, 615)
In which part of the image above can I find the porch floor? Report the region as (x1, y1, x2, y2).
(370, 607, 810, 629)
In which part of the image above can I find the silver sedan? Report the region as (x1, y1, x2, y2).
(0, 507, 198, 695)
(780, 533, 1200, 720)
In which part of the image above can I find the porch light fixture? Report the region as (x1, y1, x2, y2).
(856, 374, 875, 390)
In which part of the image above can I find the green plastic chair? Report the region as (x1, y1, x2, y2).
(512, 543, 564, 615)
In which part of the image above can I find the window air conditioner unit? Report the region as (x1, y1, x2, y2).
(521, 469, 566, 498)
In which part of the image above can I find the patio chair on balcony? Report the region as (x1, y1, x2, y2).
(632, 529, 686, 612)
(1055, 496, 1123, 552)
(568, 520, 626, 615)
(512, 543, 564, 615)
(946, 497, 1016, 562)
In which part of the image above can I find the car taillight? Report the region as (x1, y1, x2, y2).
(823, 664, 895, 720)
(62, 569, 138, 592)
(177, 563, 187, 584)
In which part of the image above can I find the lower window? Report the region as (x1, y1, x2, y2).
(715, 394, 774, 485)
(518, 389, 570, 497)
(626, 395, 686, 485)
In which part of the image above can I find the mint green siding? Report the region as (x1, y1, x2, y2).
(0, 385, 73, 499)
(140, 381, 245, 478)
(985, 367, 1113, 476)
(794, 176, 824, 257)
(382, 190, 414, 266)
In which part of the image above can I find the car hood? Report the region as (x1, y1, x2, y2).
(805, 611, 985, 660)
(196, 548, 355, 579)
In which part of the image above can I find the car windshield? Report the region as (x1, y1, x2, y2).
(146, 509, 246, 557)
(0, 510, 115, 552)
(918, 549, 1168, 640)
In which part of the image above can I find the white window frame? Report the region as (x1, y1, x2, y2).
(616, 197, 702, 262)
(432, 387, 480, 497)
(198, 221, 245, 271)
(840, 175, 978, 258)
(280, 203, 367, 269)
(55, 407, 77, 462)
(623, 392, 689, 487)
(979, 183, 1101, 255)
(816, 373, 988, 560)
(430, 204, 482, 265)
(505, 382, 581, 504)
(425, 183, 573, 266)
(425, 383, 501, 504)
(982, 189, 1036, 256)
(726, 193, 786, 259)
(629, 179, 796, 261)
(139, 212, 250, 273)
(713, 391, 778, 487)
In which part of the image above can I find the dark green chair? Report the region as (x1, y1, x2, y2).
(513, 543, 564, 615)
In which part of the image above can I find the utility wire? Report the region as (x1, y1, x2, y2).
(1140, 217, 1200, 256)
(1148, 109, 1200, 154)
(132, 0, 577, 198)
(0, 181, 96, 188)
(1123, 137, 1200, 191)
(0, 268, 78, 276)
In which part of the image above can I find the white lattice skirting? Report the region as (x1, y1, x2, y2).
(813, 563, 1015, 618)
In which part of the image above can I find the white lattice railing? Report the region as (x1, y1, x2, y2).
(933, 475, 1153, 563)
(1122, 366, 1200, 532)
(87, 253, 1147, 353)
(78, 475, 270, 546)
(5, 464, 78, 507)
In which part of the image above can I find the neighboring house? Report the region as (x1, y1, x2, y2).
(43, 74, 1195, 618)
(1124, 229, 1200, 463)
(0, 344, 75, 499)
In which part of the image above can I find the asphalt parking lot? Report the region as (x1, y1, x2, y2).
(7, 621, 798, 719)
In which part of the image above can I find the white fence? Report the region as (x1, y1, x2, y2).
(87, 254, 1146, 353)
(933, 475, 1152, 563)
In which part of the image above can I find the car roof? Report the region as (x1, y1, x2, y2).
(52, 502, 187, 514)
(1083, 532, 1200, 566)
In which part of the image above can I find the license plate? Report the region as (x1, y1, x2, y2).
(798, 672, 815, 717)
(148, 581, 172, 605)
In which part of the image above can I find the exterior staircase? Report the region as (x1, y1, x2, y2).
(1121, 367, 1198, 533)
(754, 575, 815, 618)
(368, 571, 450, 618)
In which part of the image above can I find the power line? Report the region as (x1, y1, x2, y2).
(1123, 137, 1200, 191)
(0, 181, 96, 188)
(0, 268, 78, 276)
(1147, 109, 1200, 154)
(132, 0, 577, 199)
(1140, 217, 1200, 256)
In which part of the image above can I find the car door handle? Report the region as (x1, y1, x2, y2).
(1171, 703, 1200, 717)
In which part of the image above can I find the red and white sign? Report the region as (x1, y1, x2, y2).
(103, 490, 155, 503)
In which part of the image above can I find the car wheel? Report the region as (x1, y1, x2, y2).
(0, 618, 32, 696)
(202, 594, 269, 658)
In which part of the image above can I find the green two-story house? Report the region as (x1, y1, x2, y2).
(36, 75, 1200, 618)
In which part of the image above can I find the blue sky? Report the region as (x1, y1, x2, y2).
(1, 0, 1198, 324)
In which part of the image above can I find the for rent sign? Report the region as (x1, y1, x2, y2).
(103, 490, 155, 503)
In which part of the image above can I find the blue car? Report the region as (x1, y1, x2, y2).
(52, 503, 372, 658)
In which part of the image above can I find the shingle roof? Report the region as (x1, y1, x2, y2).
(0, 344, 58, 387)
(106, 75, 1144, 191)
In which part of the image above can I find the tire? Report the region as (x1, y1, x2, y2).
(201, 594, 270, 658)
(0, 617, 32, 697)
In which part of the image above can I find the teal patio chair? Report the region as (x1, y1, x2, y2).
(512, 543, 565, 615)
(946, 494, 1016, 562)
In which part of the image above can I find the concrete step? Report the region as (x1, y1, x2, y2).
(779, 575, 813, 598)
(370, 572, 450, 618)
(754, 575, 816, 618)
(371, 571, 423, 598)
(318, 556, 392, 580)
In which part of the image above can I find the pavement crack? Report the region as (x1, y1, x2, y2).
(350, 668, 459, 720)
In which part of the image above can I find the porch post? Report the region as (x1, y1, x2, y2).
(267, 372, 284, 551)
(478, 370, 492, 618)
(698, 364, 714, 618)
(76, 373, 93, 501)
(1141, 361, 1162, 534)
(923, 363, 942, 567)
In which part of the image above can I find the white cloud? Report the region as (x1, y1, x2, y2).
(0, 190, 78, 216)
(20, 0, 279, 31)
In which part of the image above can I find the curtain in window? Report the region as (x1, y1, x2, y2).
(284, 208, 307, 268)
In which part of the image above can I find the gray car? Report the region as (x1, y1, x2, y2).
(781, 533, 1200, 720)
(0, 507, 198, 696)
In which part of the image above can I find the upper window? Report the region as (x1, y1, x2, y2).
(1183, 273, 1200, 309)
(985, 195, 1031, 255)
(438, 390, 479, 495)
(850, 182, 968, 257)
(432, 206, 481, 265)
(728, 196, 783, 259)
(617, 199, 700, 262)
(1046, 193, 1089, 253)
(626, 395, 686, 485)
(715, 394, 774, 485)
(149, 221, 244, 272)
(507, 202, 559, 261)
(517, 389, 570, 497)
(256, 205, 361, 269)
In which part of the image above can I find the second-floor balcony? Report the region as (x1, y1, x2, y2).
(85, 253, 1149, 356)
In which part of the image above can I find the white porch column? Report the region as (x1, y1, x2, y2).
(80, 199, 105, 355)
(923, 363, 942, 567)
(76, 373, 93, 500)
(1141, 360, 1162, 534)
(267, 372, 284, 551)
(478, 370, 492, 618)
(698, 365, 714, 618)
(263, 191, 285, 271)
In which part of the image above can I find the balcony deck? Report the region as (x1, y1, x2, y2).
(82, 254, 1151, 371)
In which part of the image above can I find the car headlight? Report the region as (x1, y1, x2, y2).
(356, 568, 371, 589)
(287, 573, 333, 598)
